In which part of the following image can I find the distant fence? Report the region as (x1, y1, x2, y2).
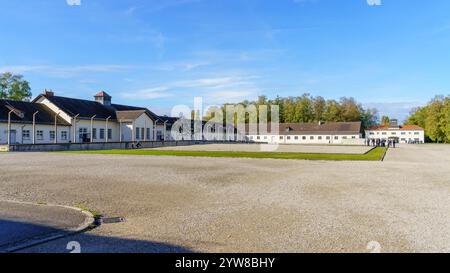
(7, 141, 249, 152)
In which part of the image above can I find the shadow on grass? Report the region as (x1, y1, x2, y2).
(0, 219, 193, 253)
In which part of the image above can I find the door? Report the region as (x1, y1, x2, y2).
(10, 130, 17, 144)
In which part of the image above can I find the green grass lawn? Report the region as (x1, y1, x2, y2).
(62, 147, 386, 161)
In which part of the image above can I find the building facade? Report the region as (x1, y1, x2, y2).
(365, 120, 425, 144)
(0, 91, 177, 145)
(246, 122, 363, 145)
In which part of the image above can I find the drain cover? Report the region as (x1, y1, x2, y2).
(100, 217, 126, 224)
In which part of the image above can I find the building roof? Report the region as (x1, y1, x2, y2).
(116, 110, 148, 121)
(367, 125, 424, 131)
(32, 94, 166, 122)
(0, 99, 71, 126)
(245, 122, 362, 135)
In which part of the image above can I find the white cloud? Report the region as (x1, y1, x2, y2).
(66, 0, 81, 6)
(121, 87, 174, 100)
(0, 65, 133, 77)
(120, 75, 260, 103)
(367, 0, 382, 6)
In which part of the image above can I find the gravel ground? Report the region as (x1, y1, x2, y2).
(1, 144, 450, 253)
(148, 143, 373, 154)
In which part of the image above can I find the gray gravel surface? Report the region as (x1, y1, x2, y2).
(0, 144, 449, 253)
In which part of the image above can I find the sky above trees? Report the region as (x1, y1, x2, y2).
(1, 0, 449, 121)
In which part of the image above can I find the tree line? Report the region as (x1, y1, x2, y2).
(406, 95, 450, 143)
(205, 94, 379, 131)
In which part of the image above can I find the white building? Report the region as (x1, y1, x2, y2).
(0, 91, 178, 145)
(365, 120, 425, 144)
(246, 122, 363, 145)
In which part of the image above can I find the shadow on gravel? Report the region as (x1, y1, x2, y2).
(0, 219, 194, 253)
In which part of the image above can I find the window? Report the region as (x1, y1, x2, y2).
(295, 136, 299, 140)
(50, 131, 55, 140)
(391, 132, 397, 135)
(401, 132, 406, 135)
(352, 136, 356, 139)
(37, 130, 44, 140)
(342, 136, 348, 139)
(100, 129, 105, 140)
(141, 128, 145, 140)
(61, 131, 68, 140)
(157, 131, 163, 140)
(23, 130, 31, 140)
(108, 129, 112, 140)
(326, 136, 331, 140)
(135, 127, 140, 140)
(382, 132, 387, 135)
(264, 136, 267, 140)
(280, 136, 284, 140)
(369, 132, 375, 135)
(257, 136, 260, 140)
(334, 136, 339, 140)
(79, 128, 88, 142)
(287, 136, 291, 140)
(146, 128, 151, 140)
(318, 136, 322, 140)
(302, 136, 306, 140)
(414, 132, 420, 135)
(310, 136, 314, 140)
(92, 128, 97, 139)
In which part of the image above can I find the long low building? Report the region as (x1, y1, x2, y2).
(246, 122, 363, 145)
(365, 120, 425, 144)
(0, 91, 177, 145)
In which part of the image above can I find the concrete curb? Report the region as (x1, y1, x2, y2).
(0, 200, 96, 253)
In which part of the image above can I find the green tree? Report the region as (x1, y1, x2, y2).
(324, 100, 342, 122)
(425, 96, 445, 142)
(443, 97, 450, 142)
(340, 97, 362, 121)
(0, 72, 32, 101)
(406, 95, 450, 143)
(361, 108, 379, 132)
(381, 116, 390, 126)
(294, 94, 314, 122)
(313, 96, 326, 122)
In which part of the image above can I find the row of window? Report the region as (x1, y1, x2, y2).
(22, 130, 68, 141)
(135, 127, 151, 140)
(250, 135, 357, 141)
(369, 131, 420, 136)
(91, 128, 112, 140)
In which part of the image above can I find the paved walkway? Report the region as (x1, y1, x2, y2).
(0, 201, 94, 252)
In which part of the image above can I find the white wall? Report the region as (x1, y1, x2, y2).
(366, 130, 425, 143)
(120, 114, 154, 142)
(0, 122, 71, 144)
(247, 134, 361, 145)
(74, 119, 120, 143)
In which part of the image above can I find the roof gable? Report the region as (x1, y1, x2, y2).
(0, 99, 70, 126)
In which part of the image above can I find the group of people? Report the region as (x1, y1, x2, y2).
(366, 138, 396, 148)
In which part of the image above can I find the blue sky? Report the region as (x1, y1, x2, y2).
(1, 0, 449, 121)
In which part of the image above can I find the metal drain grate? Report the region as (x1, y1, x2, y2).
(99, 217, 126, 224)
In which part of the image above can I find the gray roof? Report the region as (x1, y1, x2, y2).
(32, 94, 178, 124)
(245, 122, 362, 135)
(0, 99, 70, 126)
